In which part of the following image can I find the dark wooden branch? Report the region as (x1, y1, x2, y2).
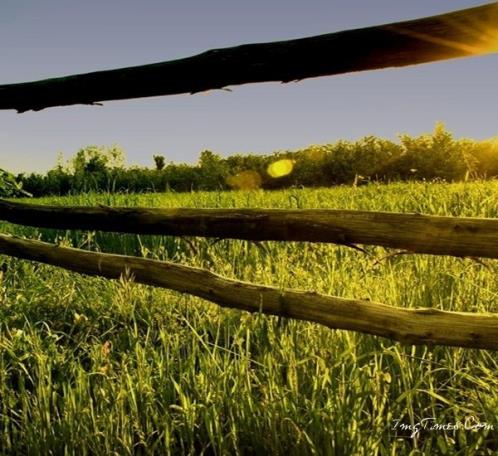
(1, 233, 497, 350)
(2, 199, 498, 259)
(1, 3, 497, 112)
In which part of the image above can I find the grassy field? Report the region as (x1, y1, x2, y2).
(0, 181, 498, 455)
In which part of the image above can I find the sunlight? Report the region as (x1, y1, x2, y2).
(481, 26, 498, 53)
(387, 4, 498, 57)
(267, 159, 295, 178)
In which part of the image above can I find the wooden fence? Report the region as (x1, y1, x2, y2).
(1, 3, 498, 350)
(2, 199, 498, 259)
(0, 2, 497, 112)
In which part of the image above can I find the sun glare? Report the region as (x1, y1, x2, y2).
(482, 27, 498, 53)
(387, 5, 498, 57)
(267, 159, 295, 178)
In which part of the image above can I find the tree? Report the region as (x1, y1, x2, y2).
(71, 145, 125, 174)
(153, 155, 166, 171)
(197, 150, 228, 190)
(69, 145, 126, 192)
(396, 123, 466, 181)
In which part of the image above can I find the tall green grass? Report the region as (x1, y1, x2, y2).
(0, 181, 497, 454)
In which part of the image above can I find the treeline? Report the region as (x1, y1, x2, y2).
(12, 123, 498, 197)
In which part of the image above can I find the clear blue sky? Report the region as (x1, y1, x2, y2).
(1, 0, 497, 173)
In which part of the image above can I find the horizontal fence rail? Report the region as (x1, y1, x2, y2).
(1, 233, 498, 350)
(1, 3, 497, 112)
(2, 199, 498, 259)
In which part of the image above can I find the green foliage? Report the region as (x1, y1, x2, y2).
(71, 145, 125, 174)
(1, 182, 498, 454)
(153, 154, 166, 171)
(197, 150, 228, 190)
(462, 137, 498, 178)
(10, 123, 498, 197)
(396, 122, 467, 181)
(68, 145, 126, 193)
(0, 168, 31, 197)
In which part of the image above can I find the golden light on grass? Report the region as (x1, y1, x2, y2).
(267, 159, 295, 178)
(226, 170, 262, 190)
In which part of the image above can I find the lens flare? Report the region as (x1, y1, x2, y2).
(226, 170, 262, 190)
(267, 159, 294, 178)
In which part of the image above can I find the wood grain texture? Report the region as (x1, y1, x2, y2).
(1, 3, 497, 112)
(0, 233, 497, 350)
(2, 199, 498, 258)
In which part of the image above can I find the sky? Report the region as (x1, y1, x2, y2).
(0, 0, 497, 173)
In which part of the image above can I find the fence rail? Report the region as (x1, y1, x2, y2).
(2, 199, 498, 259)
(1, 233, 498, 350)
(0, 2, 497, 112)
(1, 4, 498, 350)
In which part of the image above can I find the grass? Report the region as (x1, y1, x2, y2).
(0, 180, 497, 454)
